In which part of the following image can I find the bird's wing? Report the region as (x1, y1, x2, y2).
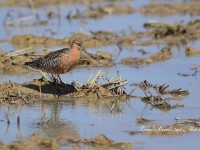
(42, 48, 69, 61)
(24, 48, 69, 70)
(39, 48, 70, 70)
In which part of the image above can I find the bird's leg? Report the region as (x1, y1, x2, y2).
(57, 75, 64, 84)
(47, 74, 52, 82)
(51, 74, 61, 97)
(50, 74, 59, 83)
(39, 71, 49, 82)
(49, 74, 55, 83)
(55, 81, 61, 98)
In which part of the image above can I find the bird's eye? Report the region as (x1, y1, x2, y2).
(75, 41, 82, 47)
(76, 42, 82, 47)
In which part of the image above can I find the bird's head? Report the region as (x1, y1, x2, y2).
(70, 38, 101, 63)
(70, 39, 83, 51)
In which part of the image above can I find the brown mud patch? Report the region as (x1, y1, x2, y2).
(70, 134, 132, 149)
(0, 71, 189, 112)
(3, 23, 200, 74)
(0, 0, 108, 8)
(67, 4, 134, 19)
(0, 71, 128, 104)
(140, 2, 200, 16)
(144, 20, 200, 41)
(185, 47, 200, 57)
(11, 34, 69, 48)
(136, 118, 154, 125)
(120, 47, 172, 67)
(5, 19, 200, 50)
(7, 33, 133, 49)
(0, 134, 132, 150)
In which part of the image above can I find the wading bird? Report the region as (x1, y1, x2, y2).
(24, 39, 99, 94)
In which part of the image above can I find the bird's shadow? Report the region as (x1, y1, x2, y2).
(23, 82, 75, 95)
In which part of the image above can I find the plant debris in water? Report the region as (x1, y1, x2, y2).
(175, 118, 200, 127)
(178, 67, 199, 78)
(131, 80, 189, 111)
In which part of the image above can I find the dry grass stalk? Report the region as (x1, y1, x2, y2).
(71, 70, 128, 98)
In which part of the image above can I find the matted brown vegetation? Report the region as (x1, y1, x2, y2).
(67, 4, 134, 19)
(0, 0, 109, 7)
(121, 47, 172, 67)
(140, 2, 200, 16)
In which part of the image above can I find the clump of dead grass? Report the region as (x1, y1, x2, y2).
(70, 70, 128, 98)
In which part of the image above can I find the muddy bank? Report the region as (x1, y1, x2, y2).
(120, 47, 172, 67)
(120, 45, 200, 67)
(2, 30, 200, 74)
(2, 20, 200, 74)
(0, 71, 189, 114)
(140, 2, 200, 16)
(0, 0, 109, 7)
(6, 19, 200, 49)
(0, 71, 128, 104)
(0, 134, 132, 150)
(144, 20, 200, 41)
(67, 4, 134, 19)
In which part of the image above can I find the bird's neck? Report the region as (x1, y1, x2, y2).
(70, 46, 81, 61)
(70, 44, 81, 52)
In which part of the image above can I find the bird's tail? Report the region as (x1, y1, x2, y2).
(23, 60, 40, 69)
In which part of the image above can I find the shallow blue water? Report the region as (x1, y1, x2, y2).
(0, 0, 200, 150)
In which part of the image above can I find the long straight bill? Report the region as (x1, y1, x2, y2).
(83, 49, 101, 63)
